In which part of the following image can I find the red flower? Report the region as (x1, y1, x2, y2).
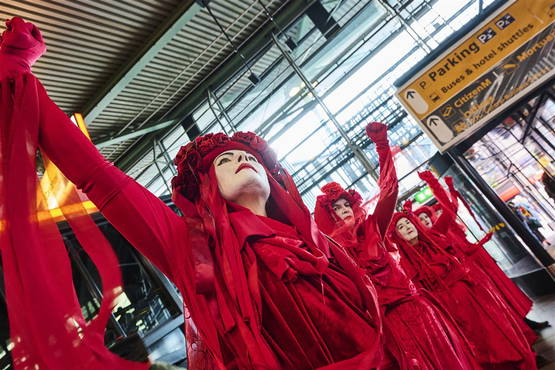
(317, 182, 362, 215)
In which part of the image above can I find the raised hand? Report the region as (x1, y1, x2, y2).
(365, 121, 388, 146)
(444, 176, 455, 188)
(0, 17, 46, 79)
(418, 170, 436, 182)
(402, 199, 413, 212)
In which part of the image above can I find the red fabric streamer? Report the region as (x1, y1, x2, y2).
(0, 18, 149, 369)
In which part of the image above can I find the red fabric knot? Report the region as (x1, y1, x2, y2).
(0, 17, 46, 80)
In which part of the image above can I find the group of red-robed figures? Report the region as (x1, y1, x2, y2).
(0, 17, 548, 370)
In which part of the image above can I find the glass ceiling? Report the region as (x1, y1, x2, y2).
(130, 0, 498, 210)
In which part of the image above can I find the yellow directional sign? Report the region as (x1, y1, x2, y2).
(396, 0, 555, 152)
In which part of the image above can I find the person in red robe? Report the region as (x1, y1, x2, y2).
(313, 123, 476, 369)
(0, 17, 383, 369)
(389, 177, 537, 369)
(414, 173, 549, 332)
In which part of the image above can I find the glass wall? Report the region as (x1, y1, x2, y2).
(129, 0, 498, 209)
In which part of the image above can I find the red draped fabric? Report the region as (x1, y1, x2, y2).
(418, 172, 535, 344)
(442, 177, 533, 319)
(389, 205, 536, 369)
(0, 18, 149, 370)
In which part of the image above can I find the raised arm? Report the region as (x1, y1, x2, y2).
(418, 171, 456, 235)
(366, 122, 398, 239)
(443, 176, 461, 214)
(38, 78, 188, 280)
(1, 18, 187, 279)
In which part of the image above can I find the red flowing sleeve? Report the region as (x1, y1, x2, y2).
(365, 122, 398, 239)
(36, 81, 186, 279)
(418, 171, 456, 236)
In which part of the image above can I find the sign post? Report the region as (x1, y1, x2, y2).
(396, 0, 555, 152)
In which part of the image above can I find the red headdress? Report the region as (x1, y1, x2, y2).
(313, 182, 364, 235)
(414, 204, 437, 225)
(172, 132, 279, 201)
(387, 210, 462, 291)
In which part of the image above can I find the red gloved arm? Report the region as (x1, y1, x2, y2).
(1, 19, 188, 266)
(0, 17, 188, 279)
(0, 17, 46, 80)
(366, 122, 398, 239)
(418, 171, 456, 235)
(36, 82, 185, 279)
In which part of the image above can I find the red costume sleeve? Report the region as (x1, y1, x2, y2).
(36, 81, 185, 279)
(418, 171, 456, 235)
(365, 122, 398, 239)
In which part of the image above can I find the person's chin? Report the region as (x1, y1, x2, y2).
(235, 175, 270, 194)
(235, 170, 261, 182)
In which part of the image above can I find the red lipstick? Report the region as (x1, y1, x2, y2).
(235, 163, 257, 174)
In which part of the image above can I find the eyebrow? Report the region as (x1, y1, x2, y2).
(215, 152, 234, 161)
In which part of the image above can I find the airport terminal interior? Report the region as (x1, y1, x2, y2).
(0, 0, 554, 369)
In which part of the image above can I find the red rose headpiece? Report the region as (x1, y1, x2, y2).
(415, 205, 436, 222)
(316, 182, 362, 212)
(171, 131, 279, 201)
(313, 182, 364, 234)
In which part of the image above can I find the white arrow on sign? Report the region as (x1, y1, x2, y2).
(426, 115, 454, 144)
(404, 89, 428, 114)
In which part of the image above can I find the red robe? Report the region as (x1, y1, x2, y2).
(390, 210, 536, 369)
(443, 179, 533, 319)
(315, 136, 476, 369)
(1, 18, 383, 369)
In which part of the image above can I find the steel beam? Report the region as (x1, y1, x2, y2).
(115, 0, 316, 172)
(95, 119, 178, 149)
(82, 1, 201, 124)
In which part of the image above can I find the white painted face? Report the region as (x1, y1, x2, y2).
(213, 149, 270, 203)
(396, 217, 418, 243)
(333, 198, 354, 221)
(418, 212, 433, 228)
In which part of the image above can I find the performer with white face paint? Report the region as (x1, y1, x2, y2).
(0, 17, 385, 369)
(416, 209, 433, 228)
(213, 149, 270, 216)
